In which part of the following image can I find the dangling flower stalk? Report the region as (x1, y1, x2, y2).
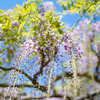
(47, 47, 55, 100)
(71, 51, 77, 98)
(9, 46, 27, 100)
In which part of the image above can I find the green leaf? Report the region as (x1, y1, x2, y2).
(76, 0, 81, 3)
(18, 21, 25, 34)
(62, 4, 67, 10)
(0, 58, 4, 60)
(10, 49, 14, 57)
(50, 16, 53, 24)
(13, 46, 16, 52)
(29, 55, 32, 58)
(67, 2, 70, 10)
(28, 0, 31, 3)
(71, 1, 74, 7)
(25, 22, 30, 26)
(58, 29, 64, 34)
(88, 20, 91, 27)
(0, 62, 3, 65)
(22, 32, 33, 37)
(7, 48, 11, 61)
(18, 14, 22, 21)
(75, 3, 82, 8)
(96, 5, 100, 11)
(16, 4, 21, 9)
(0, 9, 4, 13)
(6, 59, 12, 63)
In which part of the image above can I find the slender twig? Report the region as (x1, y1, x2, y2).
(91, 47, 99, 58)
(51, 72, 73, 87)
(70, 1, 95, 32)
(77, 72, 92, 79)
(20, 94, 68, 100)
(15, 89, 100, 100)
(94, 58, 100, 83)
(0, 66, 48, 92)
(51, 71, 93, 88)
(75, 89, 100, 100)
(0, 83, 35, 88)
(0, 66, 33, 81)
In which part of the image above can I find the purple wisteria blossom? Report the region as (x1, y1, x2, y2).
(95, 21, 100, 32)
(2, 87, 19, 98)
(97, 43, 100, 51)
(20, 39, 35, 58)
(43, 1, 54, 12)
(90, 22, 100, 32)
(92, 56, 98, 63)
(7, 9, 13, 15)
(61, 31, 83, 59)
(79, 18, 89, 29)
(87, 31, 94, 41)
(73, 25, 83, 35)
(12, 21, 19, 28)
(9, 46, 14, 52)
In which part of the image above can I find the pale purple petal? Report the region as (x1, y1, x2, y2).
(43, 1, 54, 12)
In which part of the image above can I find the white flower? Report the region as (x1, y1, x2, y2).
(0, 24, 2, 27)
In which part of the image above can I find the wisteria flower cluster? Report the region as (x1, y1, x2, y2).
(43, 1, 54, 12)
(2, 87, 19, 98)
(72, 18, 100, 71)
(62, 31, 83, 58)
(18, 18, 82, 66)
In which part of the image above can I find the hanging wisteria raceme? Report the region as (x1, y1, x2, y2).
(2, 87, 19, 98)
(61, 30, 83, 59)
(72, 18, 100, 73)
